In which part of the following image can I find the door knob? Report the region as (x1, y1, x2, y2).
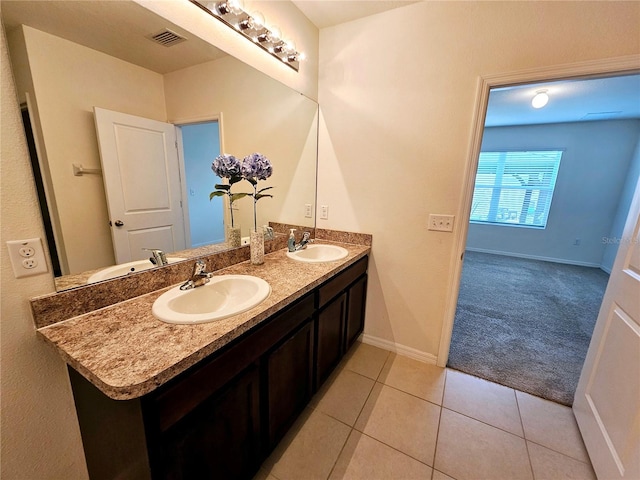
(114, 220, 124, 227)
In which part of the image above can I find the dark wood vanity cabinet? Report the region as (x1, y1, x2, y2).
(156, 364, 262, 480)
(345, 275, 367, 350)
(264, 319, 314, 448)
(316, 292, 347, 387)
(69, 255, 368, 480)
(316, 256, 368, 388)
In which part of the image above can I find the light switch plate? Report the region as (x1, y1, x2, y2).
(6, 237, 49, 278)
(428, 214, 455, 232)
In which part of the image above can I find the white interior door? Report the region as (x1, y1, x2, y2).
(573, 177, 640, 480)
(94, 107, 186, 264)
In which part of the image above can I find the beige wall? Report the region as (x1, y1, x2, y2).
(317, 1, 640, 359)
(10, 25, 167, 275)
(164, 55, 318, 236)
(0, 25, 89, 479)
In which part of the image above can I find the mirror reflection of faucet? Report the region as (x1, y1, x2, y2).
(263, 225, 275, 240)
(143, 248, 168, 266)
(288, 229, 313, 252)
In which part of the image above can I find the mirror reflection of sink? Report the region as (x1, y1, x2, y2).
(152, 275, 271, 325)
(87, 257, 186, 283)
(286, 244, 348, 263)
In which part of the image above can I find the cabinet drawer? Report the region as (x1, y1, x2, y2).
(318, 256, 368, 308)
(151, 293, 314, 432)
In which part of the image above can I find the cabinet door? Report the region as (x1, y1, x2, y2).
(158, 365, 261, 480)
(266, 320, 314, 449)
(345, 275, 367, 350)
(316, 292, 346, 388)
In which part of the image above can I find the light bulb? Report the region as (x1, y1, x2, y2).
(288, 52, 306, 63)
(251, 12, 265, 29)
(532, 90, 549, 109)
(229, 0, 243, 14)
(214, 1, 231, 15)
(272, 41, 286, 53)
(283, 40, 296, 53)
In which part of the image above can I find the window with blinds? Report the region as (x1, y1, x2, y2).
(470, 150, 563, 228)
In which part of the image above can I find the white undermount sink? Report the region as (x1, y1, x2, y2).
(286, 244, 349, 263)
(152, 275, 271, 325)
(87, 257, 186, 283)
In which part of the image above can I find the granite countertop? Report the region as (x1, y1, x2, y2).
(37, 242, 370, 401)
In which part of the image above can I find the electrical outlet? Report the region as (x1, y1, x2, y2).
(19, 246, 36, 257)
(320, 205, 329, 220)
(428, 214, 455, 232)
(22, 258, 38, 269)
(304, 203, 313, 218)
(6, 238, 49, 278)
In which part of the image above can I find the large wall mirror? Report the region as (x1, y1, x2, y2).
(2, 0, 318, 292)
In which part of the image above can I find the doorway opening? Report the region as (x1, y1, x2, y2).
(446, 73, 640, 405)
(177, 120, 224, 248)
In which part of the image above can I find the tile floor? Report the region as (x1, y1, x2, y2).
(255, 342, 596, 480)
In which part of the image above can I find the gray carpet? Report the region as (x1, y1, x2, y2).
(447, 251, 609, 406)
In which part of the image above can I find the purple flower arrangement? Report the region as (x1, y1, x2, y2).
(241, 153, 274, 232)
(210, 152, 273, 231)
(210, 154, 247, 228)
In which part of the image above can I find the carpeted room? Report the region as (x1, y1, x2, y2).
(448, 251, 609, 406)
(447, 76, 640, 406)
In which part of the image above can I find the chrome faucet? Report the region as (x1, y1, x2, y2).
(180, 260, 213, 290)
(288, 230, 313, 252)
(144, 248, 168, 266)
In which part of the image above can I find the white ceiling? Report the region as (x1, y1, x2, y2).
(290, 0, 419, 29)
(486, 75, 640, 127)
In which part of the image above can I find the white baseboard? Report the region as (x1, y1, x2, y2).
(465, 247, 601, 268)
(359, 334, 438, 365)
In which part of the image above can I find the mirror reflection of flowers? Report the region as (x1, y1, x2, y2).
(210, 154, 248, 228)
(241, 153, 273, 232)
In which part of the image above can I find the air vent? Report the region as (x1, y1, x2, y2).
(581, 111, 623, 121)
(148, 29, 187, 47)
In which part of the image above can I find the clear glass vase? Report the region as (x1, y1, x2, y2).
(227, 226, 241, 248)
(250, 230, 264, 265)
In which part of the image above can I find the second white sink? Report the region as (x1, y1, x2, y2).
(286, 244, 348, 263)
(152, 275, 271, 324)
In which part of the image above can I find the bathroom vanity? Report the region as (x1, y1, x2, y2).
(35, 238, 370, 480)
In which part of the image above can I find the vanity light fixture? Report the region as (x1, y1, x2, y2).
(531, 89, 549, 109)
(193, 0, 304, 72)
(257, 25, 281, 44)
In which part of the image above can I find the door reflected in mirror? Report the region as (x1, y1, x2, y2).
(2, 0, 318, 292)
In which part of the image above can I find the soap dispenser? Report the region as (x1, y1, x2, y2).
(288, 229, 296, 252)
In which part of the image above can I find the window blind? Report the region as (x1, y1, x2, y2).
(470, 150, 563, 228)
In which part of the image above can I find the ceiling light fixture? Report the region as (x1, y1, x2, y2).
(195, 0, 303, 72)
(531, 90, 549, 109)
